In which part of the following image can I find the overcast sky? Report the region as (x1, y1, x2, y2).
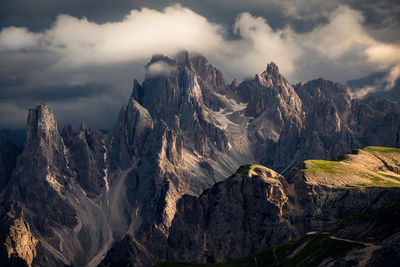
(0, 0, 399, 130)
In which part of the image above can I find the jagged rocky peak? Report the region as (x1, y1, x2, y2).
(21, 104, 68, 175)
(266, 61, 280, 76)
(111, 97, 154, 170)
(256, 61, 288, 87)
(25, 103, 59, 145)
(61, 122, 75, 138)
(235, 61, 303, 119)
(189, 53, 225, 89)
(14, 104, 68, 185)
(131, 51, 230, 131)
(296, 78, 350, 102)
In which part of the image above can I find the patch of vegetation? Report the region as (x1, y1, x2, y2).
(361, 146, 400, 154)
(334, 154, 350, 161)
(304, 160, 342, 175)
(200, 181, 223, 198)
(236, 164, 254, 176)
(303, 146, 400, 188)
(353, 173, 400, 188)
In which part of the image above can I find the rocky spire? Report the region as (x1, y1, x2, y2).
(131, 79, 144, 103)
(25, 104, 60, 146)
(266, 61, 280, 76)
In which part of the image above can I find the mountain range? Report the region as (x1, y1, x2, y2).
(0, 51, 399, 266)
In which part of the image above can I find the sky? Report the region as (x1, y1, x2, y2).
(0, 0, 399, 130)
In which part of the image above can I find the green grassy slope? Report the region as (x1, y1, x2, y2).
(303, 146, 400, 188)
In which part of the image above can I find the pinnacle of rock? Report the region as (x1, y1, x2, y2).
(266, 61, 280, 75)
(25, 103, 59, 145)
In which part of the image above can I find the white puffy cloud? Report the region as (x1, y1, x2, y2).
(42, 5, 225, 68)
(366, 44, 400, 67)
(0, 27, 42, 51)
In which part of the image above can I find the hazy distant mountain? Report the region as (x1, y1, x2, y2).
(0, 52, 399, 267)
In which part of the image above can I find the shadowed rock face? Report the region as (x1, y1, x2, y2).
(0, 51, 400, 267)
(167, 165, 295, 263)
(62, 123, 107, 196)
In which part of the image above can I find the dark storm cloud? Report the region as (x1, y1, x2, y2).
(0, 76, 24, 87)
(1, 0, 399, 33)
(0, 83, 109, 102)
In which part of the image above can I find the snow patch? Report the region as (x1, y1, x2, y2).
(214, 92, 247, 112)
(188, 75, 202, 100)
(102, 141, 109, 193)
(205, 92, 247, 131)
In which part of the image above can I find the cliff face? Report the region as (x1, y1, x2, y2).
(167, 165, 295, 262)
(0, 52, 400, 266)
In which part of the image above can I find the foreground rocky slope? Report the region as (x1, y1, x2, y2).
(0, 51, 400, 266)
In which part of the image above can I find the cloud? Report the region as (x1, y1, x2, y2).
(365, 44, 400, 67)
(0, 4, 399, 129)
(0, 27, 42, 51)
(4, 5, 225, 68)
(146, 61, 174, 77)
(384, 65, 400, 90)
(0, 83, 109, 102)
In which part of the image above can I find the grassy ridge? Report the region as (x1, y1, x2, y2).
(303, 146, 400, 188)
(361, 146, 400, 153)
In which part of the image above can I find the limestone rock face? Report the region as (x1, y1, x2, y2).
(3, 217, 38, 267)
(62, 123, 107, 196)
(110, 98, 154, 170)
(168, 165, 295, 262)
(8, 104, 76, 227)
(234, 63, 305, 169)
